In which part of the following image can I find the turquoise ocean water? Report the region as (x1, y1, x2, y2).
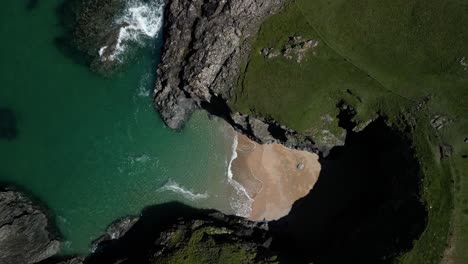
(0, 0, 240, 254)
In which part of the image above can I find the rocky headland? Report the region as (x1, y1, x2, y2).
(0, 187, 61, 264)
(0, 195, 279, 264)
(153, 0, 321, 153)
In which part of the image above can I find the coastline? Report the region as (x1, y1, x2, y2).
(228, 133, 321, 221)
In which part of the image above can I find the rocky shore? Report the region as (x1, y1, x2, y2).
(0, 187, 61, 264)
(0, 189, 278, 264)
(153, 0, 320, 152)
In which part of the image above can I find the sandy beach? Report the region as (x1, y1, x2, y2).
(231, 134, 321, 221)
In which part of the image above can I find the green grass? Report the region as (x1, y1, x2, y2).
(153, 225, 278, 264)
(232, 0, 468, 262)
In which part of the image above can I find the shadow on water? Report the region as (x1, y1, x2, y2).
(269, 119, 428, 263)
(53, 0, 91, 67)
(0, 108, 18, 140)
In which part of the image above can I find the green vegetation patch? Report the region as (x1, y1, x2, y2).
(232, 0, 468, 262)
(152, 223, 278, 264)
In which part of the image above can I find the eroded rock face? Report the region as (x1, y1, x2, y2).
(0, 188, 61, 264)
(82, 203, 278, 264)
(154, 0, 284, 130)
(91, 216, 138, 251)
(150, 214, 277, 263)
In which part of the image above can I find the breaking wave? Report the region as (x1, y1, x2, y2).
(227, 132, 253, 218)
(100, 0, 164, 62)
(158, 179, 210, 201)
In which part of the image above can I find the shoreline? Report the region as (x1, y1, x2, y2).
(226, 128, 254, 218)
(228, 133, 321, 221)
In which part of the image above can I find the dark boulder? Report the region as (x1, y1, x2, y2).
(0, 188, 61, 264)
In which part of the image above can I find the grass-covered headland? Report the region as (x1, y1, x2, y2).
(233, 0, 468, 263)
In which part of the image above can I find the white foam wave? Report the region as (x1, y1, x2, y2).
(226, 132, 253, 217)
(137, 72, 152, 97)
(158, 179, 209, 201)
(100, 0, 164, 62)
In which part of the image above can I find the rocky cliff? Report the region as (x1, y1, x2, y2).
(154, 0, 282, 129)
(0, 189, 277, 264)
(0, 187, 61, 264)
(153, 0, 317, 152)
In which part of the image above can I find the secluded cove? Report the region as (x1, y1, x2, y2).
(0, 0, 239, 254)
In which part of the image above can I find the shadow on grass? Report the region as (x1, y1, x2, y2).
(270, 119, 428, 263)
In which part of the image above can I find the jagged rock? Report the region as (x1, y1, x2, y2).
(71, 0, 164, 75)
(262, 36, 319, 63)
(353, 117, 378, 133)
(260, 48, 280, 59)
(0, 188, 61, 264)
(439, 144, 453, 160)
(431, 115, 450, 130)
(73, 0, 126, 73)
(249, 118, 276, 144)
(154, 0, 285, 130)
(91, 216, 138, 251)
(153, 0, 326, 154)
(150, 217, 277, 263)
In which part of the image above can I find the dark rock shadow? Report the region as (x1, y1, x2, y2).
(53, 0, 91, 67)
(0, 108, 18, 140)
(269, 119, 428, 264)
(83, 203, 221, 264)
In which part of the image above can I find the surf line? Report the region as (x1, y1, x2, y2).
(158, 179, 209, 201)
(226, 130, 254, 218)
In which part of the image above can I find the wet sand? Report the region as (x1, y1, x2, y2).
(231, 134, 321, 221)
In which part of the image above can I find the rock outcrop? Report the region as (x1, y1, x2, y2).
(153, 0, 317, 149)
(82, 203, 279, 264)
(150, 213, 277, 263)
(91, 216, 138, 252)
(0, 188, 61, 264)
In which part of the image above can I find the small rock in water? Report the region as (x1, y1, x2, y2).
(297, 163, 305, 170)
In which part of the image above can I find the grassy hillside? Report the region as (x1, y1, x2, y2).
(233, 0, 468, 262)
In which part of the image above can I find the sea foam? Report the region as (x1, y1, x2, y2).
(158, 179, 210, 201)
(227, 132, 253, 218)
(100, 0, 164, 62)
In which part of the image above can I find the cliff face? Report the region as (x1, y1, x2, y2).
(0, 188, 61, 264)
(79, 203, 278, 264)
(155, 0, 283, 129)
(154, 0, 318, 151)
(0, 192, 276, 264)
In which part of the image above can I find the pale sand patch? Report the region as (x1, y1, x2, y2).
(231, 134, 321, 221)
